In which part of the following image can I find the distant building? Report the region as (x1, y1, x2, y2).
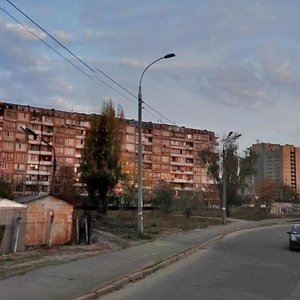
(0, 101, 218, 202)
(251, 142, 300, 193)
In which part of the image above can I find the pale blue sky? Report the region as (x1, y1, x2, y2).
(1, 0, 300, 150)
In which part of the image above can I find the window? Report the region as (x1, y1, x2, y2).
(161, 164, 170, 171)
(54, 137, 65, 145)
(14, 164, 26, 171)
(18, 112, 29, 121)
(162, 156, 170, 163)
(55, 147, 64, 155)
(144, 145, 152, 152)
(15, 153, 27, 162)
(126, 126, 135, 134)
(30, 154, 39, 161)
(65, 157, 74, 164)
(43, 115, 53, 123)
(3, 142, 14, 150)
(126, 135, 135, 143)
(5, 110, 17, 119)
(1, 162, 9, 170)
(65, 138, 74, 146)
(162, 139, 170, 146)
(65, 147, 75, 155)
(153, 163, 160, 170)
(153, 146, 161, 154)
(2, 152, 14, 160)
(66, 128, 75, 135)
(153, 138, 161, 145)
(54, 127, 65, 134)
(126, 144, 135, 152)
(171, 140, 184, 146)
(153, 155, 161, 162)
(153, 173, 161, 179)
(55, 118, 65, 126)
(3, 131, 15, 140)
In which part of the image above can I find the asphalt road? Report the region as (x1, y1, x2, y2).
(101, 224, 300, 300)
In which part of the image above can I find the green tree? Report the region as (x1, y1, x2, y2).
(0, 178, 14, 199)
(153, 180, 174, 214)
(80, 100, 125, 213)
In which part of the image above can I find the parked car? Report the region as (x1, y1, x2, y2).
(287, 224, 300, 250)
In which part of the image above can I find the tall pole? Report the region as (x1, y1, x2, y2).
(222, 132, 241, 225)
(222, 147, 227, 225)
(137, 84, 143, 238)
(137, 53, 175, 238)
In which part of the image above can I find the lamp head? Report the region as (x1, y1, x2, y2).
(164, 53, 176, 59)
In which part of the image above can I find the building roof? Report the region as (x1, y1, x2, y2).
(16, 193, 73, 205)
(0, 198, 27, 208)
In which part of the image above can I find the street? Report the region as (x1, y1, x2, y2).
(101, 224, 300, 300)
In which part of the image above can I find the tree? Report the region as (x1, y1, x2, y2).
(153, 180, 174, 214)
(257, 179, 280, 212)
(177, 189, 205, 218)
(0, 177, 14, 199)
(239, 147, 257, 197)
(80, 100, 125, 213)
(55, 165, 78, 200)
(198, 137, 256, 216)
(279, 184, 299, 202)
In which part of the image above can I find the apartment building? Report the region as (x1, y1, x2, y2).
(252, 142, 300, 193)
(0, 101, 218, 198)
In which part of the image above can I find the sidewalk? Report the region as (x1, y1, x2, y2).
(0, 218, 295, 300)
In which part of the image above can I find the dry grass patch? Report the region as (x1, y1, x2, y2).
(96, 210, 223, 240)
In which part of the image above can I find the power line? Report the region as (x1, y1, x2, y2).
(0, 6, 94, 80)
(6, 0, 95, 74)
(4, 0, 177, 125)
(96, 68, 176, 125)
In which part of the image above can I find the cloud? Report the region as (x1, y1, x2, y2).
(53, 30, 72, 42)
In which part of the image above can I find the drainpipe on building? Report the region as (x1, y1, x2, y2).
(13, 211, 22, 253)
(47, 209, 54, 247)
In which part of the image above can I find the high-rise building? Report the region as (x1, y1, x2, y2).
(252, 142, 300, 193)
(0, 102, 218, 201)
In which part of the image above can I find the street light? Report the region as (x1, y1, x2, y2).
(137, 53, 175, 238)
(21, 127, 57, 194)
(222, 132, 241, 225)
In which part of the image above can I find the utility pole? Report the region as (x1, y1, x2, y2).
(222, 132, 241, 225)
(137, 53, 175, 238)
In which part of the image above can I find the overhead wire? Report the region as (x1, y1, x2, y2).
(0, 6, 94, 80)
(4, 0, 177, 125)
(5, 0, 95, 74)
(96, 68, 176, 125)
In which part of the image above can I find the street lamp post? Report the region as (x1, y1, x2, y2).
(21, 127, 57, 194)
(222, 131, 241, 225)
(137, 53, 175, 238)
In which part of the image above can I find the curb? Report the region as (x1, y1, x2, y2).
(73, 220, 291, 300)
